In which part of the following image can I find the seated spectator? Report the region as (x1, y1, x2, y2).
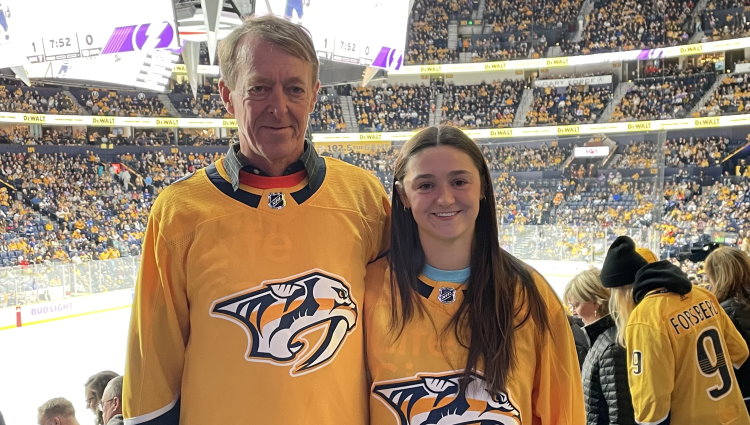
(37, 397, 81, 425)
(101, 376, 123, 425)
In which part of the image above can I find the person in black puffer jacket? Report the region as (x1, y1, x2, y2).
(705, 246, 750, 412)
(565, 268, 635, 425)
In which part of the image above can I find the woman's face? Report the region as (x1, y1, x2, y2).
(85, 387, 100, 414)
(569, 300, 600, 325)
(399, 145, 482, 255)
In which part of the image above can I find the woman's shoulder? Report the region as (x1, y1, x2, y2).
(720, 297, 750, 324)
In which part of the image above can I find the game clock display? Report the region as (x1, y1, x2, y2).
(28, 33, 100, 63)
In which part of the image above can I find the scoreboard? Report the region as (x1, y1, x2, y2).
(254, 0, 409, 70)
(0, 0, 180, 90)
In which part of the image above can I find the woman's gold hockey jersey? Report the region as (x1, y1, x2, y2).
(123, 155, 389, 424)
(626, 285, 750, 425)
(365, 258, 585, 425)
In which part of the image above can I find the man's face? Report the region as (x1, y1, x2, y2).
(219, 36, 319, 175)
(101, 393, 119, 425)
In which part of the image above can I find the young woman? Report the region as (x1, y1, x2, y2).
(565, 268, 635, 425)
(705, 246, 750, 411)
(365, 125, 584, 425)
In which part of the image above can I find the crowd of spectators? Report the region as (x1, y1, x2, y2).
(664, 135, 729, 167)
(398, 0, 750, 63)
(660, 177, 750, 258)
(310, 92, 347, 132)
(698, 73, 750, 116)
(74, 88, 170, 117)
(441, 80, 524, 128)
(0, 83, 79, 115)
(351, 84, 434, 131)
(0, 149, 221, 269)
(483, 142, 573, 171)
(463, 34, 533, 62)
(615, 140, 659, 168)
(477, 0, 581, 59)
(565, 0, 693, 55)
(525, 84, 612, 126)
(701, 3, 750, 41)
(611, 73, 714, 121)
(404, 0, 463, 64)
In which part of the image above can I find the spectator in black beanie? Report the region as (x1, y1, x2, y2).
(603, 235, 750, 424)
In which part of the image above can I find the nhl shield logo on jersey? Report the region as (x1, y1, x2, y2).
(210, 270, 358, 376)
(373, 371, 521, 425)
(268, 192, 286, 209)
(437, 287, 456, 304)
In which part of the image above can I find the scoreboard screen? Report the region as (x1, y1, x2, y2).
(254, 0, 409, 70)
(0, 0, 180, 90)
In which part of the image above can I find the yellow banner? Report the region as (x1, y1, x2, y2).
(693, 117, 720, 128)
(22, 114, 46, 124)
(154, 118, 180, 128)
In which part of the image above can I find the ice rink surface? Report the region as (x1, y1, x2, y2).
(0, 308, 130, 425)
(0, 260, 590, 424)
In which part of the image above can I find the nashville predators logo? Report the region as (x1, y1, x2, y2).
(373, 372, 521, 425)
(210, 270, 358, 376)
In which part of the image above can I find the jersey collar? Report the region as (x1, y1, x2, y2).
(224, 140, 321, 192)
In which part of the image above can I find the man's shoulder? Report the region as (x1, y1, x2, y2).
(324, 157, 381, 184)
(150, 167, 220, 219)
(106, 415, 124, 425)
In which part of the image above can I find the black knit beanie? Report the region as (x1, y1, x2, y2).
(600, 235, 648, 288)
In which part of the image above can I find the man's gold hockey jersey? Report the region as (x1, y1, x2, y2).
(123, 155, 389, 424)
(626, 285, 750, 425)
(365, 258, 585, 425)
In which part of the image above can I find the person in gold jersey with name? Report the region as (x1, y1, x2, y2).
(365, 125, 584, 425)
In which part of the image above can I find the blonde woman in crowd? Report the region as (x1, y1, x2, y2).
(565, 268, 635, 425)
(705, 246, 750, 411)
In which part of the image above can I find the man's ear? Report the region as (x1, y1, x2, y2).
(218, 79, 235, 115)
(308, 79, 321, 113)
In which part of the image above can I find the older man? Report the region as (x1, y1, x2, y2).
(101, 377, 123, 425)
(123, 14, 389, 425)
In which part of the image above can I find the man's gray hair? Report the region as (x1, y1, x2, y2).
(103, 375, 123, 399)
(218, 14, 319, 90)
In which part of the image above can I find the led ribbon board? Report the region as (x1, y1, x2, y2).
(255, 0, 409, 71)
